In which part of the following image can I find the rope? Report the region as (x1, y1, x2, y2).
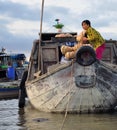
(59, 60, 74, 130)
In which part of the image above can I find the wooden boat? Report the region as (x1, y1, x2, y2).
(0, 80, 20, 99)
(25, 32, 117, 114)
(24, 0, 117, 114)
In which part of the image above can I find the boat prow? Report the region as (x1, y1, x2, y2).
(26, 59, 117, 114)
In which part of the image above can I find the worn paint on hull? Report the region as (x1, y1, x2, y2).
(26, 61, 117, 113)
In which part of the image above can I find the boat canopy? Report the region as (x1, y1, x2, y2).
(10, 54, 26, 60)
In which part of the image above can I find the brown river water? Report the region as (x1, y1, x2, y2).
(0, 99, 117, 130)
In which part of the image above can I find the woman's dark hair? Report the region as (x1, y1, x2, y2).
(82, 20, 91, 27)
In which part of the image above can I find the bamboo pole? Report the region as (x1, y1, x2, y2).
(38, 0, 45, 71)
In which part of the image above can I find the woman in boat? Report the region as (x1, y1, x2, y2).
(81, 20, 105, 60)
(61, 20, 105, 60)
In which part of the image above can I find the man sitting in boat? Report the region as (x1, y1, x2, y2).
(61, 20, 105, 60)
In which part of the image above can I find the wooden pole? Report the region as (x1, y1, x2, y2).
(38, 0, 45, 71)
(18, 70, 28, 108)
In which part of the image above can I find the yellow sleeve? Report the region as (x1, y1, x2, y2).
(87, 27, 99, 41)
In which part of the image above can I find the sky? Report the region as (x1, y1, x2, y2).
(0, 0, 117, 60)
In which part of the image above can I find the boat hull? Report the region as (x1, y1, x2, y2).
(0, 81, 20, 99)
(26, 61, 117, 113)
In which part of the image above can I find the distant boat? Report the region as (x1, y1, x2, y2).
(0, 48, 28, 100)
(0, 80, 20, 99)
